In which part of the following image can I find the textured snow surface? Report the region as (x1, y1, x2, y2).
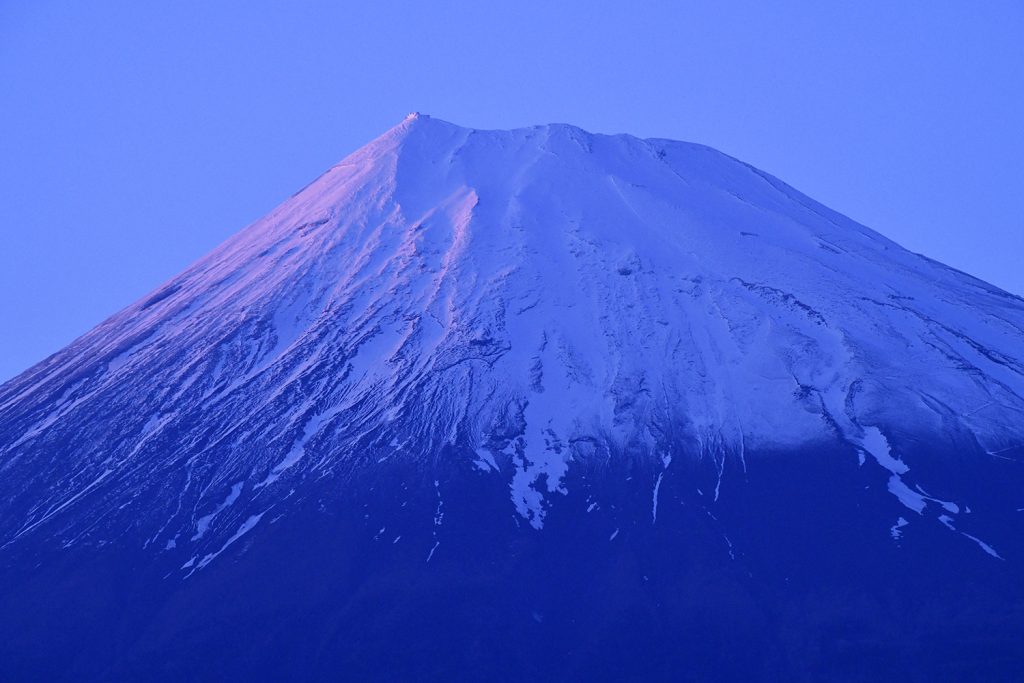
(1, 114, 1023, 563)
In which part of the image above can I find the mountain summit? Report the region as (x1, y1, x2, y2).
(2, 116, 1023, 681)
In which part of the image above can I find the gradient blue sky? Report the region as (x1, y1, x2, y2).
(2, 1, 1022, 381)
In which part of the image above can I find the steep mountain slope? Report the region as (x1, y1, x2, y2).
(1, 114, 1023, 681)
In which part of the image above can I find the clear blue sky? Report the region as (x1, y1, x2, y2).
(2, 1, 1022, 381)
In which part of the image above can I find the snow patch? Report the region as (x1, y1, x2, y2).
(188, 512, 266, 575)
(192, 481, 243, 540)
(890, 517, 909, 540)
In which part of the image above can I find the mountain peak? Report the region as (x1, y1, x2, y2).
(386, 113, 604, 151)
(2, 116, 1023, 540)
(3, 115, 1024, 680)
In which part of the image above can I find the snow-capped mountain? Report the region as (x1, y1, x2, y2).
(2, 114, 1023, 681)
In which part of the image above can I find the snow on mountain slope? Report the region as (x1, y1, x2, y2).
(1, 113, 1023, 565)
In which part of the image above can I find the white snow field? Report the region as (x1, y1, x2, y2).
(1, 113, 1022, 559)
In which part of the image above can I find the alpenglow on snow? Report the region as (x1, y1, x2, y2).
(1, 114, 1022, 681)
